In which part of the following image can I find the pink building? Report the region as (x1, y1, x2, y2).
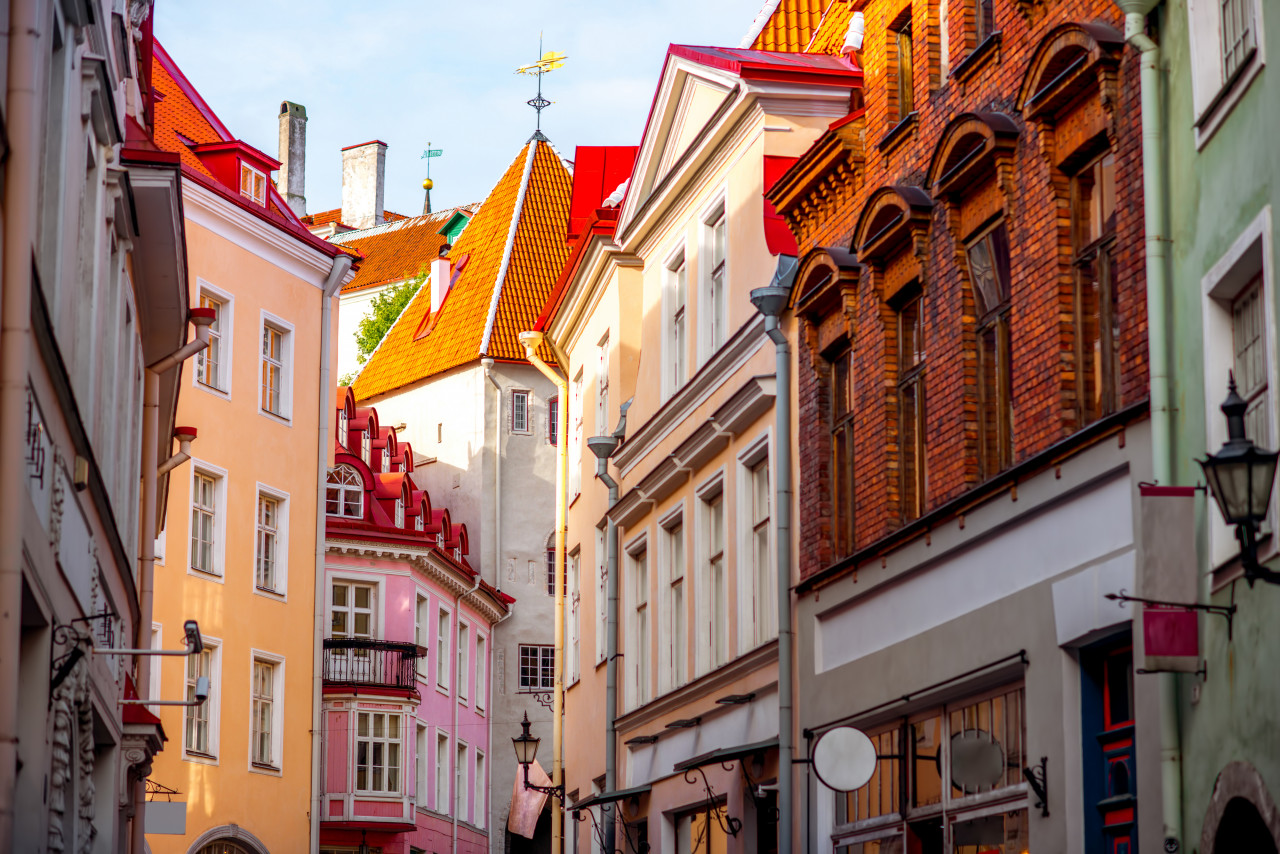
(320, 387, 512, 854)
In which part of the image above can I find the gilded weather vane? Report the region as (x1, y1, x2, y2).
(516, 36, 567, 134)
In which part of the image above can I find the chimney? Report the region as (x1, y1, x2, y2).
(341, 140, 387, 230)
(277, 101, 307, 216)
(431, 245, 452, 314)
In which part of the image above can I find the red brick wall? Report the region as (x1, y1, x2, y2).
(787, 0, 1148, 580)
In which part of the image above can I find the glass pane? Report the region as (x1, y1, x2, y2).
(355, 586, 371, 609)
(358, 713, 369, 737)
(911, 714, 943, 807)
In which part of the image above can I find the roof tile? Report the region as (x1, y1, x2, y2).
(333, 205, 478, 295)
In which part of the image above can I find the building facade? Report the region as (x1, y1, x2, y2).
(760, 0, 1163, 850)
(143, 44, 357, 854)
(320, 389, 511, 854)
(0, 1, 193, 850)
(542, 45, 861, 854)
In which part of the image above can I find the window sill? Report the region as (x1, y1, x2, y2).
(254, 585, 287, 602)
(436, 683, 451, 697)
(184, 750, 218, 765)
(195, 380, 231, 401)
(250, 761, 282, 776)
(189, 566, 226, 584)
(951, 32, 1001, 84)
(258, 408, 293, 427)
(877, 112, 918, 155)
(1194, 50, 1263, 149)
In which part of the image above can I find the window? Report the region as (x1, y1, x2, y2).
(196, 292, 226, 391)
(830, 345, 856, 558)
(548, 396, 559, 444)
(547, 543, 557, 595)
(476, 634, 487, 710)
(1233, 276, 1270, 445)
(967, 222, 1013, 478)
(416, 723, 429, 807)
(255, 491, 283, 593)
(185, 646, 215, 757)
(663, 519, 687, 689)
(519, 644, 555, 691)
(474, 750, 486, 829)
(356, 711, 401, 793)
(415, 512, 424, 532)
(668, 252, 688, 392)
(893, 16, 915, 120)
(976, 0, 995, 43)
(629, 544, 650, 707)
(1186, 0, 1264, 142)
(567, 552, 580, 683)
(395, 497, 405, 529)
(250, 659, 276, 767)
(675, 805, 732, 854)
(331, 581, 375, 640)
(415, 595, 430, 677)
(705, 207, 728, 356)
(596, 526, 607, 664)
(1073, 152, 1119, 425)
(1081, 640, 1136, 852)
(748, 456, 774, 645)
(337, 408, 349, 449)
(1221, 0, 1257, 79)
(455, 742, 468, 819)
(240, 162, 266, 205)
(897, 293, 926, 520)
(511, 389, 531, 434)
(362, 428, 372, 463)
(834, 685, 1027, 850)
(326, 465, 363, 518)
(457, 622, 469, 702)
(597, 334, 611, 433)
(190, 471, 220, 575)
(260, 322, 288, 418)
(436, 731, 450, 814)
(571, 370, 584, 497)
(701, 487, 728, 671)
(437, 608, 452, 690)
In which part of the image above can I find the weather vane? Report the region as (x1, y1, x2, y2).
(515, 35, 567, 133)
(421, 144, 443, 176)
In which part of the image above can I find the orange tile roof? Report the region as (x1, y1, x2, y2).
(332, 205, 478, 295)
(805, 2, 855, 55)
(151, 60, 223, 180)
(303, 208, 410, 228)
(747, 0, 830, 52)
(352, 140, 571, 401)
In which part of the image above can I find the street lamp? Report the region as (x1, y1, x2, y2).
(513, 711, 564, 799)
(1199, 374, 1280, 585)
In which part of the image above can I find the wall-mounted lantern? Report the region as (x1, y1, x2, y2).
(512, 711, 564, 799)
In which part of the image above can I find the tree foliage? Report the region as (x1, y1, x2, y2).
(354, 269, 426, 368)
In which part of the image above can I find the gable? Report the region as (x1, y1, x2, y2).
(653, 75, 734, 188)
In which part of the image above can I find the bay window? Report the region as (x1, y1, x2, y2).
(356, 711, 402, 794)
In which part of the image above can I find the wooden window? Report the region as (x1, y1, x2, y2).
(518, 644, 555, 691)
(548, 396, 558, 444)
(893, 17, 915, 120)
(190, 472, 218, 575)
(976, 0, 995, 43)
(830, 346, 856, 557)
(511, 389, 530, 433)
(325, 465, 363, 518)
(331, 582, 374, 640)
(1221, 0, 1257, 80)
(1073, 152, 1119, 425)
(255, 494, 279, 591)
(185, 648, 213, 756)
(355, 711, 401, 793)
(240, 162, 266, 205)
(261, 324, 285, 416)
(546, 546, 557, 595)
(251, 660, 275, 767)
(897, 293, 926, 521)
(967, 222, 1013, 478)
(196, 293, 224, 389)
(1233, 275, 1270, 445)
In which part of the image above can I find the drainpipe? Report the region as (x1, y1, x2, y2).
(1111, 2, 1182, 849)
(453, 572, 481, 854)
(0, 1, 42, 845)
(481, 358, 503, 591)
(518, 330, 567, 854)
(131, 308, 214, 854)
(311, 253, 353, 854)
(750, 286, 794, 854)
(156, 427, 198, 476)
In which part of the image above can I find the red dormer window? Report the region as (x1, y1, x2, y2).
(337, 409, 348, 449)
(361, 430, 371, 465)
(395, 498, 405, 529)
(415, 514, 424, 532)
(240, 162, 266, 205)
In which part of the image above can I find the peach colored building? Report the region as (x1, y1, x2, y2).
(539, 45, 861, 854)
(144, 45, 357, 854)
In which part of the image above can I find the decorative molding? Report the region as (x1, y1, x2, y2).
(615, 641, 777, 734)
(47, 659, 95, 854)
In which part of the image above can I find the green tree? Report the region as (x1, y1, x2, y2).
(353, 269, 426, 368)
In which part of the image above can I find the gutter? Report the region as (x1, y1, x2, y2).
(311, 253, 354, 853)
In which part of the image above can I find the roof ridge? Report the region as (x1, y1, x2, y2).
(479, 141, 539, 357)
(348, 274, 428, 385)
(740, 0, 784, 47)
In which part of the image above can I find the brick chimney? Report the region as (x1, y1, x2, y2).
(277, 101, 307, 216)
(341, 140, 387, 230)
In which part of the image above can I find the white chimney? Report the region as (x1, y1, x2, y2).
(277, 101, 307, 216)
(341, 140, 387, 230)
(431, 248, 451, 314)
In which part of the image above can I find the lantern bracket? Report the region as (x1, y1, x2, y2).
(1105, 589, 1237, 640)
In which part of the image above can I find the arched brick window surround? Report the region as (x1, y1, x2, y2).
(853, 185, 934, 268)
(927, 112, 1020, 200)
(1201, 760, 1280, 852)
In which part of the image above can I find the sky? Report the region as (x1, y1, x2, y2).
(155, 0, 768, 217)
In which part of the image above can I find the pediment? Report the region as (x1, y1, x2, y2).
(652, 75, 734, 187)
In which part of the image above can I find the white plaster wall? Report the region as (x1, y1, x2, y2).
(337, 283, 392, 381)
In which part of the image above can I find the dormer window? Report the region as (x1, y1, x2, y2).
(437, 532, 444, 548)
(337, 410, 349, 449)
(395, 498, 404, 529)
(325, 466, 363, 518)
(240, 162, 266, 205)
(361, 430, 371, 465)
(454, 547, 461, 562)
(415, 515, 424, 532)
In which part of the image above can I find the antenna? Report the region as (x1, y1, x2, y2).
(515, 34, 567, 133)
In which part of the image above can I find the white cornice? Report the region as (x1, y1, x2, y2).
(546, 235, 642, 356)
(182, 180, 351, 286)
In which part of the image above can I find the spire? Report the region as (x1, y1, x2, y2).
(421, 144, 442, 215)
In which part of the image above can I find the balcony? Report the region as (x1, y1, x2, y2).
(322, 638, 420, 694)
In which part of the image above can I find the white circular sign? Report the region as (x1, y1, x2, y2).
(813, 726, 878, 792)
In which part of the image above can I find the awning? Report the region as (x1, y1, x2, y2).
(507, 759, 551, 839)
(673, 738, 778, 773)
(570, 783, 653, 813)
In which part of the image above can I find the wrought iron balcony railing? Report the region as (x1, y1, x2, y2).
(322, 638, 420, 692)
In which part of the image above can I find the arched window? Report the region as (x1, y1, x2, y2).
(361, 429, 371, 465)
(415, 513, 425, 532)
(395, 497, 405, 528)
(337, 409, 348, 449)
(197, 843, 255, 854)
(325, 465, 363, 518)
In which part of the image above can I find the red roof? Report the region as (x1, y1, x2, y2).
(763, 155, 799, 255)
(666, 44, 862, 84)
(567, 146, 638, 242)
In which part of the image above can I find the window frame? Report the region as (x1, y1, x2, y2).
(188, 461, 228, 581)
(1071, 152, 1120, 426)
(891, 12, 916, 122)
(455, 739, 469, 821)
(240, 161, 267, 205)
(258, 312, 294, 423)
(660, 505, 688, 693)
(597, 332, 611, 434)
(896, 290, 927, 521)
(435, 729, 451, 814)
(474, 749, 486, 829)
(416, 722, 429, 810)
(510, 389, 531, 434)
(664, 245, 689, 398)
(475, 633, 488, 711)
(247, 650, 285, 774)
(253, 483, 289, 598)
(738, 435, 775, 653)
(966, 221, 1014, 479)
(700, 200, 729, 363)
(457, 620, 470, 703)
(415, 593, 430, 679)
(566, 550, 581, 685)
(437, 606, 453, 693)
(596, 525, 607, 665)
(1186, 0, 1266, 146)
(548, 395, 559, 444)
(326, 464, 364, 519)
(183, 635, 221, 763)
(626, 534, 650, 709)
(194, 281, 233, 397)
(518, 643, 556, 692)
(829, 343, 857, 559)
(330, 578, 378, 642)
(353, 709, 404, 795)
(696, 473, 729, 676)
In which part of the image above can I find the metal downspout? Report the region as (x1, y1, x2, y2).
(1123, 11, 1183, 850)
(0, 2, 41, 844)
(596, 457, 620, 851)
(311, 254, 352, 853)
(519, 330, 567, 854)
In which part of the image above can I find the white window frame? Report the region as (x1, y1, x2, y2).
(149, 624, 163, 713)
(338, 407, 349, 449)
(511, 389, 532, 434)
(435, 729, 451, 815)
(247, 650, 284, 774)
(353, 709, 404, 794)
(596, 525, 607, 664)
(437, 606, 452, 694)
(188, 460, 228, 582)
(663, 244, 689, 400)
(567, 549, 581, 685)
(518, 643, 555, 691)
(1201, 205, 1279, 574)
(183, 634, 221, 764)
(457, 620, 470, 704)
(696, 471, 728, 676)
(326, 464, 364, 519)
(699, 195, 729, 364)
(259, 311, 294, 423)
(475, 633, 487, 712)
(415, 593, 430, 679)
(395, 496, 405, 529)
(253, 483, 290, 599)
(193, 280, 233, 398)
(659, 504, 687, 694)
(455, 739, 469, 821)
(416, 721, 429, 809)
(1186, 0, 1266, 147)
(571, 369, 584, 499)
(596, 332, 611, 435)
(625, 533, 650, 710)
(474, 749, 486, 829)
(738, 433, 775, 653)
(240, 161, 267, 205)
